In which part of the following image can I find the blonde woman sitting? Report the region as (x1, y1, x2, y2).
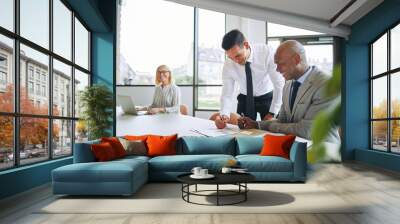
(148, 65, 181, 114)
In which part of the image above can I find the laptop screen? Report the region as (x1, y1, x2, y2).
(117, 95, 137, 115)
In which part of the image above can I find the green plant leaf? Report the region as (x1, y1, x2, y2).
(311, 111, 330, 144)
(79, 84, 113, 140)
(308, 143, 326, 164)
(332, 103, 341, 126)
(325, 64, 341, 97)
(310, 64, 342, 163)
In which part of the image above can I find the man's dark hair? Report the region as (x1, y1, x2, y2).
(221, 29, 246, 50)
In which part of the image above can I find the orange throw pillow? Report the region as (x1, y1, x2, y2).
(91, 142, 117, 161)
(124, 135, 150, 142)
(101, 137, 127, 158)
(260, 134, 296, 159)
(146, 134, 178, 157)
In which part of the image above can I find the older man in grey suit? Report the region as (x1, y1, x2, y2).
(239, 40, 340, 143)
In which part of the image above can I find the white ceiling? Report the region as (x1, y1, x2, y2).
(224, 0, 353, 24)
(167, 0, 384, 38)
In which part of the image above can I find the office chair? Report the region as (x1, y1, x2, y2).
(180, 104, 189, 115)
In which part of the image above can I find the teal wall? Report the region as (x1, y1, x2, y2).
(91, 0, 116, 135)
(355, 149, 400, 172)
(92, 33, 114, 87)
(0, 158, 72, 199)
(0, 0, 116, 200)
(92, 32, 115, 137)
(344, 0, 400, 171)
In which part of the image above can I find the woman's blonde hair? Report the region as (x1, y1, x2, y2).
(155, 65, 172, 85)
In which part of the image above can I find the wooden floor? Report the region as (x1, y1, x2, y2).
(1, 162, 400, 224)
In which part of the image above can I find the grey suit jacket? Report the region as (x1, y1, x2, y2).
(258, 66, 340, 143)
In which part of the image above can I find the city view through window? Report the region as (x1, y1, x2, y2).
(267, 22, 333, 76)
(0, 0, 90, 170)
(371, 24, 400, 153)
(119, 0, 194, 85)
(196, 8, 225, 110)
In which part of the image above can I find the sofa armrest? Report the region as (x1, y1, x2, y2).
(289, 142, 307, 181)
(73, 140, 100, 163)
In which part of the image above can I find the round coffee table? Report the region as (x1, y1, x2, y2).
(177, 173, 255, 206)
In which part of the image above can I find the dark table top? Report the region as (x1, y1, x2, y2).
(177, 172, 255, 185)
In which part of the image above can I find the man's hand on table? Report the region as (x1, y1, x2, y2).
(237, 116, 258, 129)
(263, 112, 275, 121)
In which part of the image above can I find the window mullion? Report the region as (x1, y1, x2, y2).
(71, 10, 76, 151)
(49, 0, 54, 159)
(387, 30, 391, 152)
(14, 0, 21, 167)
(193, 7, 198, 115)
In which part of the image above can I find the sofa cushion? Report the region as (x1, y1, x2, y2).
(236, 136, 263, 155)
(124, 135, 150, 142)
(53, 159, 147, 183)
(236, 155, 293, 172)
(148, 154, 235, 172)
(91, 142, 118, 161)
(147, 134, 178, 157)
(53, 163, 132, 182)
(115, 155, 150, 163)
(101, 137, 127, 158)
(118, 138, 147, 156)
(260, 134, 296, 159)
(180, 136, 236, 155)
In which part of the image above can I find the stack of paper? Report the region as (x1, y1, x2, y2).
(190, 127, 240, 137)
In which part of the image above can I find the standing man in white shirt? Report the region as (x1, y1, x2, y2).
(216, 29, 284, 127)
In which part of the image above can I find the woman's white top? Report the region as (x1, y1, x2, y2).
(150, 84, 181, 113)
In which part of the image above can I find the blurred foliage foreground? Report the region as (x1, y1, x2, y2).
(308, 65, 341, 163)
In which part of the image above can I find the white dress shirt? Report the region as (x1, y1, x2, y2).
(296, 66, 313, 84)
(150, 84, 181, 113)
(220, 43, 285, 117)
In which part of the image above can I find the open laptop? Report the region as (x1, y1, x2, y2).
(117, 95, 148, 115)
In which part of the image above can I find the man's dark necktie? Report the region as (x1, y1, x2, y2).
(290, 81, 301, 112)
(245, 62, 255, 119)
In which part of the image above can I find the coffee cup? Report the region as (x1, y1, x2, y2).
(199, 169, 208, 176)
(221, 167, 232, 174)
(191, 167, 202, 176)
